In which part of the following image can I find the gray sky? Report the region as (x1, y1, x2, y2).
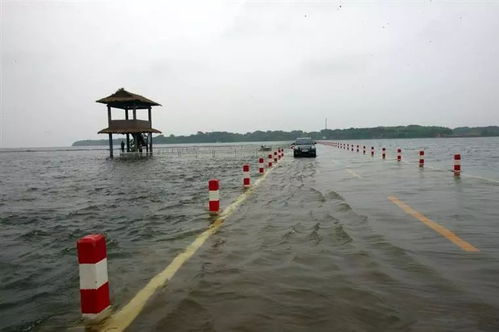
(1, 0, 499, 147)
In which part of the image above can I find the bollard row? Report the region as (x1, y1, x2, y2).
(326, 141, 463, 175)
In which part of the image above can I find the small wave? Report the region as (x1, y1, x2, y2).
(18, 229, 50, 240)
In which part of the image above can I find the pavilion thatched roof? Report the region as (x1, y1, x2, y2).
(96, 88, 161, 109)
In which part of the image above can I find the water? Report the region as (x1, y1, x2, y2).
(1, 138, 498, 331)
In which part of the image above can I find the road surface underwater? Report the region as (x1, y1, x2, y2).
(1, 138, 498, 331)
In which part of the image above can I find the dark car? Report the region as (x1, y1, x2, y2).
(293, 137, 317, 157)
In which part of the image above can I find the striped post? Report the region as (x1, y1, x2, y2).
(371, 146, 374, 157)
(208, 179, 220, 213)
(274, 151, 278, 163)
(419, 150, 424, 167)
(363, 146, 366, 155)
(382, 148, 386, 159)
(268, 154, 273, 168)
(397, 148, 402, 162)
(77, 234, 110, 320)
(243, 164, 250, 188)
(258, 157, 264, 174)
(454, 154, 461, 176)
(356, 145, 359, 153)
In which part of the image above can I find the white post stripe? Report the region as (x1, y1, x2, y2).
(209, 191, 220, 201)
(79, 258, 108, 290)
(454, 160, 461, 165)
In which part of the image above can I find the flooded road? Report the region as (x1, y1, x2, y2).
(1, 138, 499, 331)
(125, 140, 499, 331)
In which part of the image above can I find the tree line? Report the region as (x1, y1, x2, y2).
(72, 125, 499, 146)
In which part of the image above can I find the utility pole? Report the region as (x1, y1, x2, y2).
(325, 117, 327, 130)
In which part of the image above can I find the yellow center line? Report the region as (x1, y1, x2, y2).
(346, 169, 362, 178)
(97, 163, 278, 331)
(388, 196, 479, 252)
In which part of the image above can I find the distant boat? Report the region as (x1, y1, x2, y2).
(259, 145, 272, 151)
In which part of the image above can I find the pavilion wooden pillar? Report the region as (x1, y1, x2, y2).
(108, 134, 114, 158)
(125, 108, 130, 152)
(149, 133, 153, 155)
(148, 107, 153, 155)
(107, 106, 113, 158)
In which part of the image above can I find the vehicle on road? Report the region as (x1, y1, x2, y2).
(293, 137, 317, 157)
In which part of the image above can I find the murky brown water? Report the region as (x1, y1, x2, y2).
(1, 138, 499, 331)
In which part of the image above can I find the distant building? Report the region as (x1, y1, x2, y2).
(97, 88, 162, 158)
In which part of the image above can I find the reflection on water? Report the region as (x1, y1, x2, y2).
(0, 138, 498, 331)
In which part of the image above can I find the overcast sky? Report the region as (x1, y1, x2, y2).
(1, 0, 499, 147)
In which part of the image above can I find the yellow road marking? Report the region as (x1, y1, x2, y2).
(388, 196, 479, 252)
(346, 169, 362, 178)
(98, 164, 277, 331)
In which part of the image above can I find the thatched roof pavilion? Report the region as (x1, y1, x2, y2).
(97, 88, 162, 158)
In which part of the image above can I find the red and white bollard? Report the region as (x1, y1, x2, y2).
(268, 154, 273, 168)
(77, 234, 110, 320)
(419, 150, 425, 167)
(274, 151, 278, 163)
(243, 164, 250, 188)
(382, 148, 386, 159)
(371, 146, 374, 157)
(258, 157, 265, 174)
(454, 154, 461, 176)
(356, 145, 359, 153)
(363, 146, 366, 155)
(397, 148, 402, 162)
(208, 179, 220, 213)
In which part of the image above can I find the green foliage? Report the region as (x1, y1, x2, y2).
(72, 125, 498, 146)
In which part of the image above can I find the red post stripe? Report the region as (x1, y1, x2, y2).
(419, 151, 424, 156)
(259, 157, 264, 163)
(454, 154, 461, 160)
(80, 282, 110, 314)
(77, 234, 106, 264)
(208, 179, 219, 191)
(243, 178, 250, 186)
(209, 200, 219, 211)
(243, 164, 250, 172)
